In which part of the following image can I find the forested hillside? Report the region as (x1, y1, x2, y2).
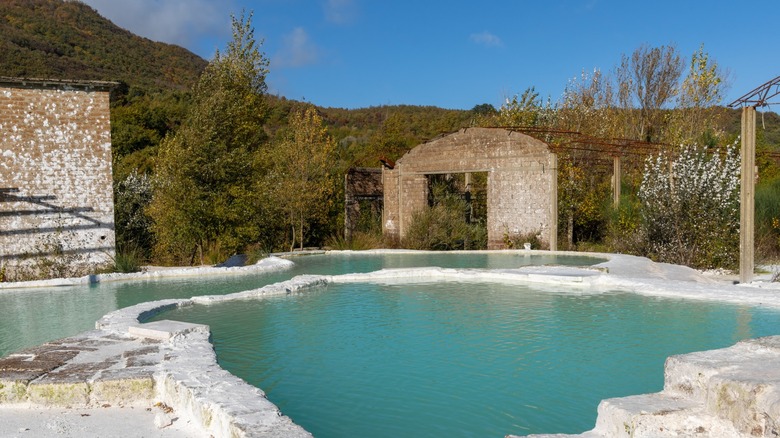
(0, 0, 207, 90)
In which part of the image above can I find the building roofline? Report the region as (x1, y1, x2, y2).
(0, 76, 119, 91)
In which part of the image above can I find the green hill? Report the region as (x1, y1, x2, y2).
(0, 0, 207, 90)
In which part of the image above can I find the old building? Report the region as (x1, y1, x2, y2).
(382, 127, 557, 249)
(0, 77, 117, 280)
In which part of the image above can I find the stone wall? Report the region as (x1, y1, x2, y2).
(0, 78, 116, 280)
(382, 127, 557, 249)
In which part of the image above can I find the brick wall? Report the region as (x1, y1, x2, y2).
(0, 78, 116, 280)
(382, 127, 557, 249)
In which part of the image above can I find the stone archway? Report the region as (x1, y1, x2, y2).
(382, 127, 557, 250)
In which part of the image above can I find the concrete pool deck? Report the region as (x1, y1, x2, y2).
(2, 251, 780, 437)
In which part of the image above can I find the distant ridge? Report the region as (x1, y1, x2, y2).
(0, 0, 208, 90)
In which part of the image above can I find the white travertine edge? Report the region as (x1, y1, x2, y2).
(0, 256, 295, 290)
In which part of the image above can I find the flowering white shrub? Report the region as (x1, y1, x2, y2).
(638, 142, 740, 269)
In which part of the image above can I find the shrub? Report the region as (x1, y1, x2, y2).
(404, 204, 486, 250)
(325, 231, 383, 250)
(638, 143, 740, 269)
(503, 230, 547, 250)
(112, 245, 145, 273)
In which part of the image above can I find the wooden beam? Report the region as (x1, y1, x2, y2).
(740, 107, 756, 284)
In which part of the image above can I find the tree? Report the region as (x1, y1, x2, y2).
(495, 86, 555, 127)
(557, 69, 615, 137)
(147, 12, 269, 265)
(268, 106, 337, 251)
(615, 44, 683, 142)
(669, 45, 727, 145)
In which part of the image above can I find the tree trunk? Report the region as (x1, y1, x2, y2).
(299, 216, 304, 251)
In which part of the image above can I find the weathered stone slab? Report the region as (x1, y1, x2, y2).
(128, 320, 208, 341)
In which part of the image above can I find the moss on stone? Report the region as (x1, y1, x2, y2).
(92, 378, 155, 404)
(27, 382, 89, 407)
(0, 380, 28, 403)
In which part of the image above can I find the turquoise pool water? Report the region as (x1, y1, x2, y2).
(0, 252, 599, 357)
(154, 280, 780, 437)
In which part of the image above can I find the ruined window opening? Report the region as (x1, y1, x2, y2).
(426, 172, 487, 225)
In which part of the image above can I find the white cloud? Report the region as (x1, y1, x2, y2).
(470, 31, 503, 47)
(273, 27, 320, 68)
(323, 0, 357, 25)
(80, 0, 229, 50)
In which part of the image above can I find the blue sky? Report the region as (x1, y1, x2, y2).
(81, 0, 780, 110)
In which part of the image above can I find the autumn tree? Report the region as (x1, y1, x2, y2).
(268, 106, 337, 251)
(615, 44, 683, 142)
(557, 69, 615, 137)
(148, 12, 269, 264)
(494, 86, 555, 127)
(669, 45, 727, 145)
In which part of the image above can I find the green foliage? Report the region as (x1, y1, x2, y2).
(267, 105, 337, 251)
(604, 193, 643, 255)
(557, 156, 609, 248)
(111, 87, 191, 163)
(148, 12, 270, 265)
(403, 178, 487, 250)
(114, 170, 154, 258)
(112, 244, 145, 273)
(756, 177, 780, 261)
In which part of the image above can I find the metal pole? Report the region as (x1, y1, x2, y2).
(740, 106, 756, 284)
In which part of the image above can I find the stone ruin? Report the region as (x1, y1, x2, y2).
(380, 127, 558, 249)
(0, 77, 117, 280)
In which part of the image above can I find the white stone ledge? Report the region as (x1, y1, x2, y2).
(0, 256, 295, 291)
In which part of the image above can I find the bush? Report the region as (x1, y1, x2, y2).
(503, 230, 547, 250)
(112, 245, 145, 273)
(325, 231, 383, 250)
(638, 143, 740, 269)
(404, 204, 487, 250)
(403, 178, 487, 251)
(755, 177, 780, 262)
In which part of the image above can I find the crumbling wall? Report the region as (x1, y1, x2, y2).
(382, 127, 557, 249)
(0, 78, 116, 280)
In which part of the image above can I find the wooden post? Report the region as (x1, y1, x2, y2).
(740, 106, 756, 284)
(549, 153, 558, 251)
(344, 173, 351, 241)
(613, 155, 621, 208)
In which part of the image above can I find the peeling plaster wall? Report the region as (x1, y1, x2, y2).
(0, 82, 115, 279)
(382, 128, 557, 249)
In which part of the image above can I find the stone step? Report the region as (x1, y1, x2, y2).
(662, 336, 780, 436)
(591, 392, 742, 437)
